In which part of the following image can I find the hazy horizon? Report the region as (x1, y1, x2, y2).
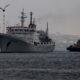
(0, 0, 80, 35)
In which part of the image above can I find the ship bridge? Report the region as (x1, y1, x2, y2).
(7, 26, 36, 34)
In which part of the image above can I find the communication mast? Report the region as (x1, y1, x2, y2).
(46, 22, 48, 36)
(0, 4, 10, 33)
(20, 9, 27, 27)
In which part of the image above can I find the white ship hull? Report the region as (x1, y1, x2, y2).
(0, 33, 55, 53)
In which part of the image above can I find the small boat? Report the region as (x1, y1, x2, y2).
(67, 40, 80, 51)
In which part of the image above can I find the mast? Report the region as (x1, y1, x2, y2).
(46, 22, 48, 36)
(33, 18, 35, 24)
(21, 9, 27, 27)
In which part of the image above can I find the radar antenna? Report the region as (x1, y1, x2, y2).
(0, 4, 10, 12)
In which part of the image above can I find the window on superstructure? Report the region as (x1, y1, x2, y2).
(20, 29, 23, 31)
(15, 29, 18, 31)
(11, 29, 14, 31)
(27, 29, 29, 31)
(24, 29, 27, 32)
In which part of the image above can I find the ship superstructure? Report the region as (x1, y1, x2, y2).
(0, 9, 55, 52)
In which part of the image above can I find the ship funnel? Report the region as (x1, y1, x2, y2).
(30, 12, 33, 24)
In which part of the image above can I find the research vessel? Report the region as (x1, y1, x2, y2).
(0, 10, 55, 52)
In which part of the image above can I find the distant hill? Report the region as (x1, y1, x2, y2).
(50, 33, 80, 51)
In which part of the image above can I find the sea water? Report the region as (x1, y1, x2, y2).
(0, 51, 80, 80)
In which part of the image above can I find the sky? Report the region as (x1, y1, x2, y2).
(0, 0, 80, 35)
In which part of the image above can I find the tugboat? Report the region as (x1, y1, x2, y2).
(0, 9, 55, 53)
(67, 40, 80, 51)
